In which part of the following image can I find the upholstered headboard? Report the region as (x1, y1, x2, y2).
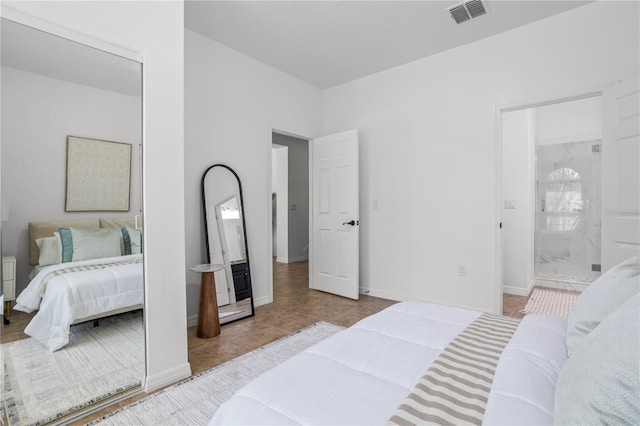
(28, 217, 137, 265)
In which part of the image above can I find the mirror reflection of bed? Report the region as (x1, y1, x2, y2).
(202, 164, 254, 325)
(0, 17, 144, 425)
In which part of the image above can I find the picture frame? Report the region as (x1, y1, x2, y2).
(65, 136, 132, 212)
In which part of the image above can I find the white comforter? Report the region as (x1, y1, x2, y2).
(210, 301, 568, 425)
(14, 254, 143, 352)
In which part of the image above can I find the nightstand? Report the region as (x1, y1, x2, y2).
(3, 256, 16, 318)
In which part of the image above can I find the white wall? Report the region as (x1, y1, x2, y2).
(272, 145, 288, 262)
(1, 67, 142, 294)
(501, 109, 535, 295)
(184, 29, 323, 316)
(537, 96, 603, 145)
(272, 132, 309, 263)
(2, 1, 188, 391)
(323, 1, 639, 313)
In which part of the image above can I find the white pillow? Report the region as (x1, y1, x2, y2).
(566, 256, 640, 356)
(70, 227, 122, 262)
(555, 294, 640, 425)
(35, 232, 62, 266)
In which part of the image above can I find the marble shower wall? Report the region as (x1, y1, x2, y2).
(535, 140, 602, 283)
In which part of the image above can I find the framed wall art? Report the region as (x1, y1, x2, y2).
(65, 136, 132, 212)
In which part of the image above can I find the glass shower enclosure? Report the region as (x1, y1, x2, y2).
(535, 139, 602, 284)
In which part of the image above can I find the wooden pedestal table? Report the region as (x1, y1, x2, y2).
(190, 263, 224, 338)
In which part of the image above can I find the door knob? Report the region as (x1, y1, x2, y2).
(342, 220, 357, 226)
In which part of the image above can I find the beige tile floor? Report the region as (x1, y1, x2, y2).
(2, 259, 529, 424)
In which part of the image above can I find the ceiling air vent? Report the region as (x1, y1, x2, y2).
(447, 0, 487, 24)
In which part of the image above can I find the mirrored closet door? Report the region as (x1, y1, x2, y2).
(1, 17, 144, 425)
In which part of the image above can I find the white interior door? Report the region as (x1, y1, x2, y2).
(310, 129, 359, 299)
(602, 76, 640, 269)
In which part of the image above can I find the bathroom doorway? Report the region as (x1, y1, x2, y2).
(501, 94, 603, 294)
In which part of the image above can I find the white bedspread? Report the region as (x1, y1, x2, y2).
(210, 301, 567, 425)
(14, 254, 143, 352)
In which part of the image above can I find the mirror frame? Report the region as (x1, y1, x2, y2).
(201, 164, 255, 324)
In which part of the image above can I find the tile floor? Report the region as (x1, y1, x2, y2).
(3, 260, 529, 424)
(503, 292, 528, 318)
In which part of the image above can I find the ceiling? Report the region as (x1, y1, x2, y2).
(1, 2, 593, 94)
(1, 18, 141, 97)
(185, 0, 592, 89)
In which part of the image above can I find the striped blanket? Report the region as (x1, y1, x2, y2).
(388, 313, 520, 425)
(38, 257, 143, 297)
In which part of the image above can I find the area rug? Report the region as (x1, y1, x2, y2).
(2, 311, 144, 426)
(90, 321, 344, 425)
(522, 287, 580, 318)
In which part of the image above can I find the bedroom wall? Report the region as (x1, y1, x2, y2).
(272, 144, 288, 262)
(1, 1, 189, 391)
(184, 29, 323, 319)
(501, 108, 534, 296)
(1, 66, 142, 294)
(323, 0, 639, 313)
(536, 96, 602, 146)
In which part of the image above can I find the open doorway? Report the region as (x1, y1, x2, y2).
(271, 132, 310, 297)
(500, 94, 603, 298)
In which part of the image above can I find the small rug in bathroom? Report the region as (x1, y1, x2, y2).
(522, 287, 580, 318)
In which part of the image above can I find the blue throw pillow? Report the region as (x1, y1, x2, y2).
(58, 228, 73, 263)
(121, 227, 132, 255)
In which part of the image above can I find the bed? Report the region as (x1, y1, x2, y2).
(13, 218, 144, 352)
(211, 256, 640, 425)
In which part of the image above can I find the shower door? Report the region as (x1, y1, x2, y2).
(535, 140, 602, 283)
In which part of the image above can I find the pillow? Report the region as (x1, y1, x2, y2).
(65, 227, 122, 262)
(566, 256, 640, 356)
(121, 227, 131, 255)
(35, 232, 62, 266)
(122, 226, 142, 255)
(58, 228, 74, 263)
(554, 294, 639, 425)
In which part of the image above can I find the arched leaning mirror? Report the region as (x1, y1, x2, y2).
(1, 17, 144, 425)
(202, 164, 254, 324)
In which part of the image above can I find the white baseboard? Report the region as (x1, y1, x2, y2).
(532, 278, 589, 292)
(359, 287, 483, 311)
(503, 277, 536, 296)
(503, 285, 531, 296)
(359, 286, 406, 302)
(186, 314, 197, 327)
(145, 362, 192, 392)
(359, 286, 497, 313)
(253, 295, 271, 307)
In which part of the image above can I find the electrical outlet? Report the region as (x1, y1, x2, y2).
(457, 264, 467, 277)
